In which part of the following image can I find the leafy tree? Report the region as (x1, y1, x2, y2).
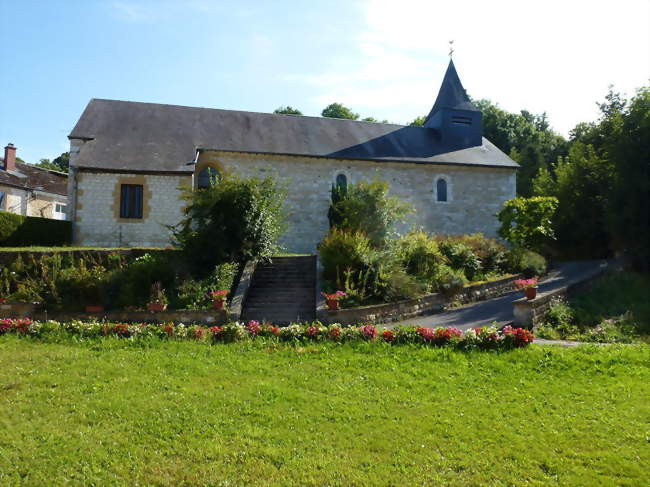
(607, 87, 650, 268)
(173, 174, 287, 275)
(329, 179, 412, 247)
(274, 106, 303, 115)
(497, 196, 558, 253)
(409, 116, 426, 127)
(34, 152, 69, 172)
(321, 103, 359, 120)
(532, 143, 613, 258)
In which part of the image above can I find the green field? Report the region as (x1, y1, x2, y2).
(1, 337, 648, 486)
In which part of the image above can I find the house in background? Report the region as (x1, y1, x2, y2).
(67, 60, 517, 252)
(0, 143, 68, 220)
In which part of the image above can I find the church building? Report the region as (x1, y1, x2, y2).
(67, 60, 518, 253)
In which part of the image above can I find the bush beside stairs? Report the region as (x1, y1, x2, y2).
(241, 256, 317, 324)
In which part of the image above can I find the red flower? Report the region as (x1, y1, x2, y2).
(112, 323, 131, 338)
(162, 324, 174, 337)
(191, 327, 206, 340)
(306, 325, 320, 338)
(270, 326, 280, 337)
(328, 327, 342, 340)
(382, 330, 395, 342)
(210, 326, 224, 338)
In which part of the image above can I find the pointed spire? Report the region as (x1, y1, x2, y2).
(425, 59, 479, 123)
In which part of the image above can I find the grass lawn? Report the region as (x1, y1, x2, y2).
(1, 337, 648, 486)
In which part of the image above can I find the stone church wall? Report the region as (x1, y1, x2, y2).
(71, 151, 515, 252)
(73, 171, 190, 247)
(199, 151, 516, 254)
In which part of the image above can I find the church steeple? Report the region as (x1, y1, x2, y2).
(424, 59, 482, 149)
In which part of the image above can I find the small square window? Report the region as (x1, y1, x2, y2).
(120, 184, 143, 219)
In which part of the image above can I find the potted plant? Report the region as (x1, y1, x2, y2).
(207, 290, 229, 309)
(147, 282, 168, 312)
(514, 278, 539, 300)
(322, 291, 347, 311)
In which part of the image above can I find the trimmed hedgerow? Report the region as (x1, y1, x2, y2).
(0, 211, 71, 246)
(0, 318, 535, 350)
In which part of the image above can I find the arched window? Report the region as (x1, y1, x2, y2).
(197, 167, 220, 189)
(436, 178, 448, 202)
(335, 173, 347, 192)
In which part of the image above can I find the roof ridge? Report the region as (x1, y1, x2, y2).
(89, 98, 409, 128)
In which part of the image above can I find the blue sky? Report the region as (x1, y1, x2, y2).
(1, 0, 649, 164)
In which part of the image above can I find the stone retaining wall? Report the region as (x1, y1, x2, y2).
(321, 274, 521, 325)
(1, 302, 227, 325)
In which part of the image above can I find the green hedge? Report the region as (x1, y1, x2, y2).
(0, 211, 71, 247)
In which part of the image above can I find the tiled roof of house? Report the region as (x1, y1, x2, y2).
(69, 98, 519, 173)
(0, 161, 68, 196)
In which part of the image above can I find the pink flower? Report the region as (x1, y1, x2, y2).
(360, 324, 377, 340)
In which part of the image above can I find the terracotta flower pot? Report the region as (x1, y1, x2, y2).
(524, 286, 538, 300)
(213, 299, 225, 310)
(326, 299, 340, 311)
(85, 305, 104, 313)
(147, 302, 168, 312)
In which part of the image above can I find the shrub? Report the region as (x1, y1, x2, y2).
(453, 233, 508, 275)
(508, 249, 547, 278)
(0, 211, 71, 246)
(174, 262, 239, 310)
(381, 267, 428, 302)
(110, 253, 176, 309)
(439, 241, 482, 281)
(328, 179, 412, 247)
(173, 174, 287, 275)
(56, 262, 110, 310)
(433, 265, 467, 297)
(394, 230, 447, 286)
(320, 230, 374, 282)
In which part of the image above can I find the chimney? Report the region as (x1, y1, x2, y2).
(3, 143, 16, 171)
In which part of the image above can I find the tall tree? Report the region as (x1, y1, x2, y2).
(321, 103, 359, 120)
(607, 87, 650, 268)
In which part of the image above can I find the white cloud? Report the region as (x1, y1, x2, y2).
(294, 0, 650, 133)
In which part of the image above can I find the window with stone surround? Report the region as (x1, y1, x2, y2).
(197, 167, 220, 189)
(0, 191, 4, 210)
(120, 184, 143, 219)
(335, 173, 347, 192)
(433, 176, 451, 203)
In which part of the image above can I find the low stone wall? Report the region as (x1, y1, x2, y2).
(1, 302, 227, 325)
(228, 260, 257, 321)
(455, 274, 521, 304)
(513, 263, 610, 329)
(321, 274, 521, 325)
(322, 293, 447, 325)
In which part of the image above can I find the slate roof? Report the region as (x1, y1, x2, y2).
(0, 161, 68, 196)
(69, 97, 518, 173)
(425, 59, 480, 122)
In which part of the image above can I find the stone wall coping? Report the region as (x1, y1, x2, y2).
(229, 260, 257, 321)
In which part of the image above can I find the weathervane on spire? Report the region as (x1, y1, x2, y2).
(448, 40, 454, 58)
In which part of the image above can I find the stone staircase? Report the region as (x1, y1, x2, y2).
(241, 256, 317, 324)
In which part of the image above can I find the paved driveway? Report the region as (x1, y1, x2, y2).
(390, 260, 609, 330)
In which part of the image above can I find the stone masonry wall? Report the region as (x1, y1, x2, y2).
(200, 151, 517, 254)
(74, 171, 191, 247)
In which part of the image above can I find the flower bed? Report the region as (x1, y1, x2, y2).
(0, 318, 534, 349)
